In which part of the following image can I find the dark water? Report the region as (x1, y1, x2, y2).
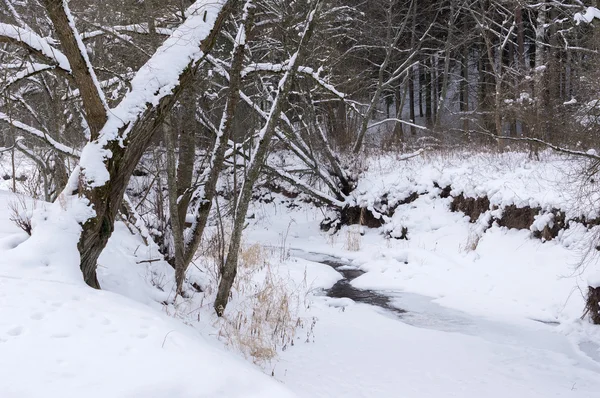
(291, 250, 405, 315)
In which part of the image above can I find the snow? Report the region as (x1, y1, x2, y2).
(4, 150, 600, 397)
(250, 151, 599, 323)
(352, 150, 595, 220)
(232, 150, 600, 396)
(0, 23, 71, 71)
(575, 7, 600, 24)
(0, 190, 294, 398)
(531, 212, 555, 233)
(80, 0, 226, 187)
(276, 297, 600, 398)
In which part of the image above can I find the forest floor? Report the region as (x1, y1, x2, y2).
(2, 150, 600, 397)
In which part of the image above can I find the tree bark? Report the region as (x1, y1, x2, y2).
(435, 0, 456, 129)
(75, 1, 236, 288)
(42, 0, 107, 138)
(425, 57, 432, 126)
(408, 66, 416, 135)
(164, 119, 186, 294)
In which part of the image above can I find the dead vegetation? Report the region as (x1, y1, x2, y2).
(8, 196, 37, 236)
(194, 232, 313, 365)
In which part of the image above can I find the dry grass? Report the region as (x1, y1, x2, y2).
(216, 245, 311, 365)
(461, 227, 482, 252)
(196, 230, 312, 366)
(344, 207, 365, 252)
(345, 225, 361, 251)
(217, 263, 307, 364)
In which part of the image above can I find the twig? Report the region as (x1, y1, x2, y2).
(162, 330, 175, 348)
(136, 258, 161, 264)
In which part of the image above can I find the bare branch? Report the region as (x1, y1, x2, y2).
(42, 0, 109, 137)
(0, 112, 80, 157)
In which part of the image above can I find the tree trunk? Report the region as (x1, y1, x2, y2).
(214, 2, 321, 315)
(176, 119, 196, 228)
(460, 46, 469, 134)
(532, 0, 547, 153)
(164, 119, 186, 294)
(182, 3, 254, 273)
(418, 62, 424, 118)
(408, 67, 416, 135)
(425, 58, 432, 126)
(76, 1, 235, 288)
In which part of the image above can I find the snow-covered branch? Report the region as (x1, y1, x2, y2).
(1, 63, 56, 92)
(367, 118, 428, 131)
(574, 7, 600, 24)
(263, 164, 346, 207)
(0, 23, 71, 72)
(81, 23, 173, 40)
(241, 63, 363, 116)
(0, 112, 80, 157)
(79, 0, 230, 187)
(475, 131, 600, 161)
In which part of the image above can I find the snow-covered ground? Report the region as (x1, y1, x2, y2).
(2, 150, 600, 397)
(243, 150, 600, 397)
(0, 191, 293, 398)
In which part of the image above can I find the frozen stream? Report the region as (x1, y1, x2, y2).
(289, 249, 600, 379)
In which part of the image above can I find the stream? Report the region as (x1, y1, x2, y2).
(290, 248, 600, 370)
(289, 249, 406, 316)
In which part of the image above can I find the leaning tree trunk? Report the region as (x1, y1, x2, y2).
(46, 0, 236, 288)
(214, 1, 321, 316)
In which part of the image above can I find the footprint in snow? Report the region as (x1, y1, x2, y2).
(6, 326, 23, 336)
(30, 312, 44, 321)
